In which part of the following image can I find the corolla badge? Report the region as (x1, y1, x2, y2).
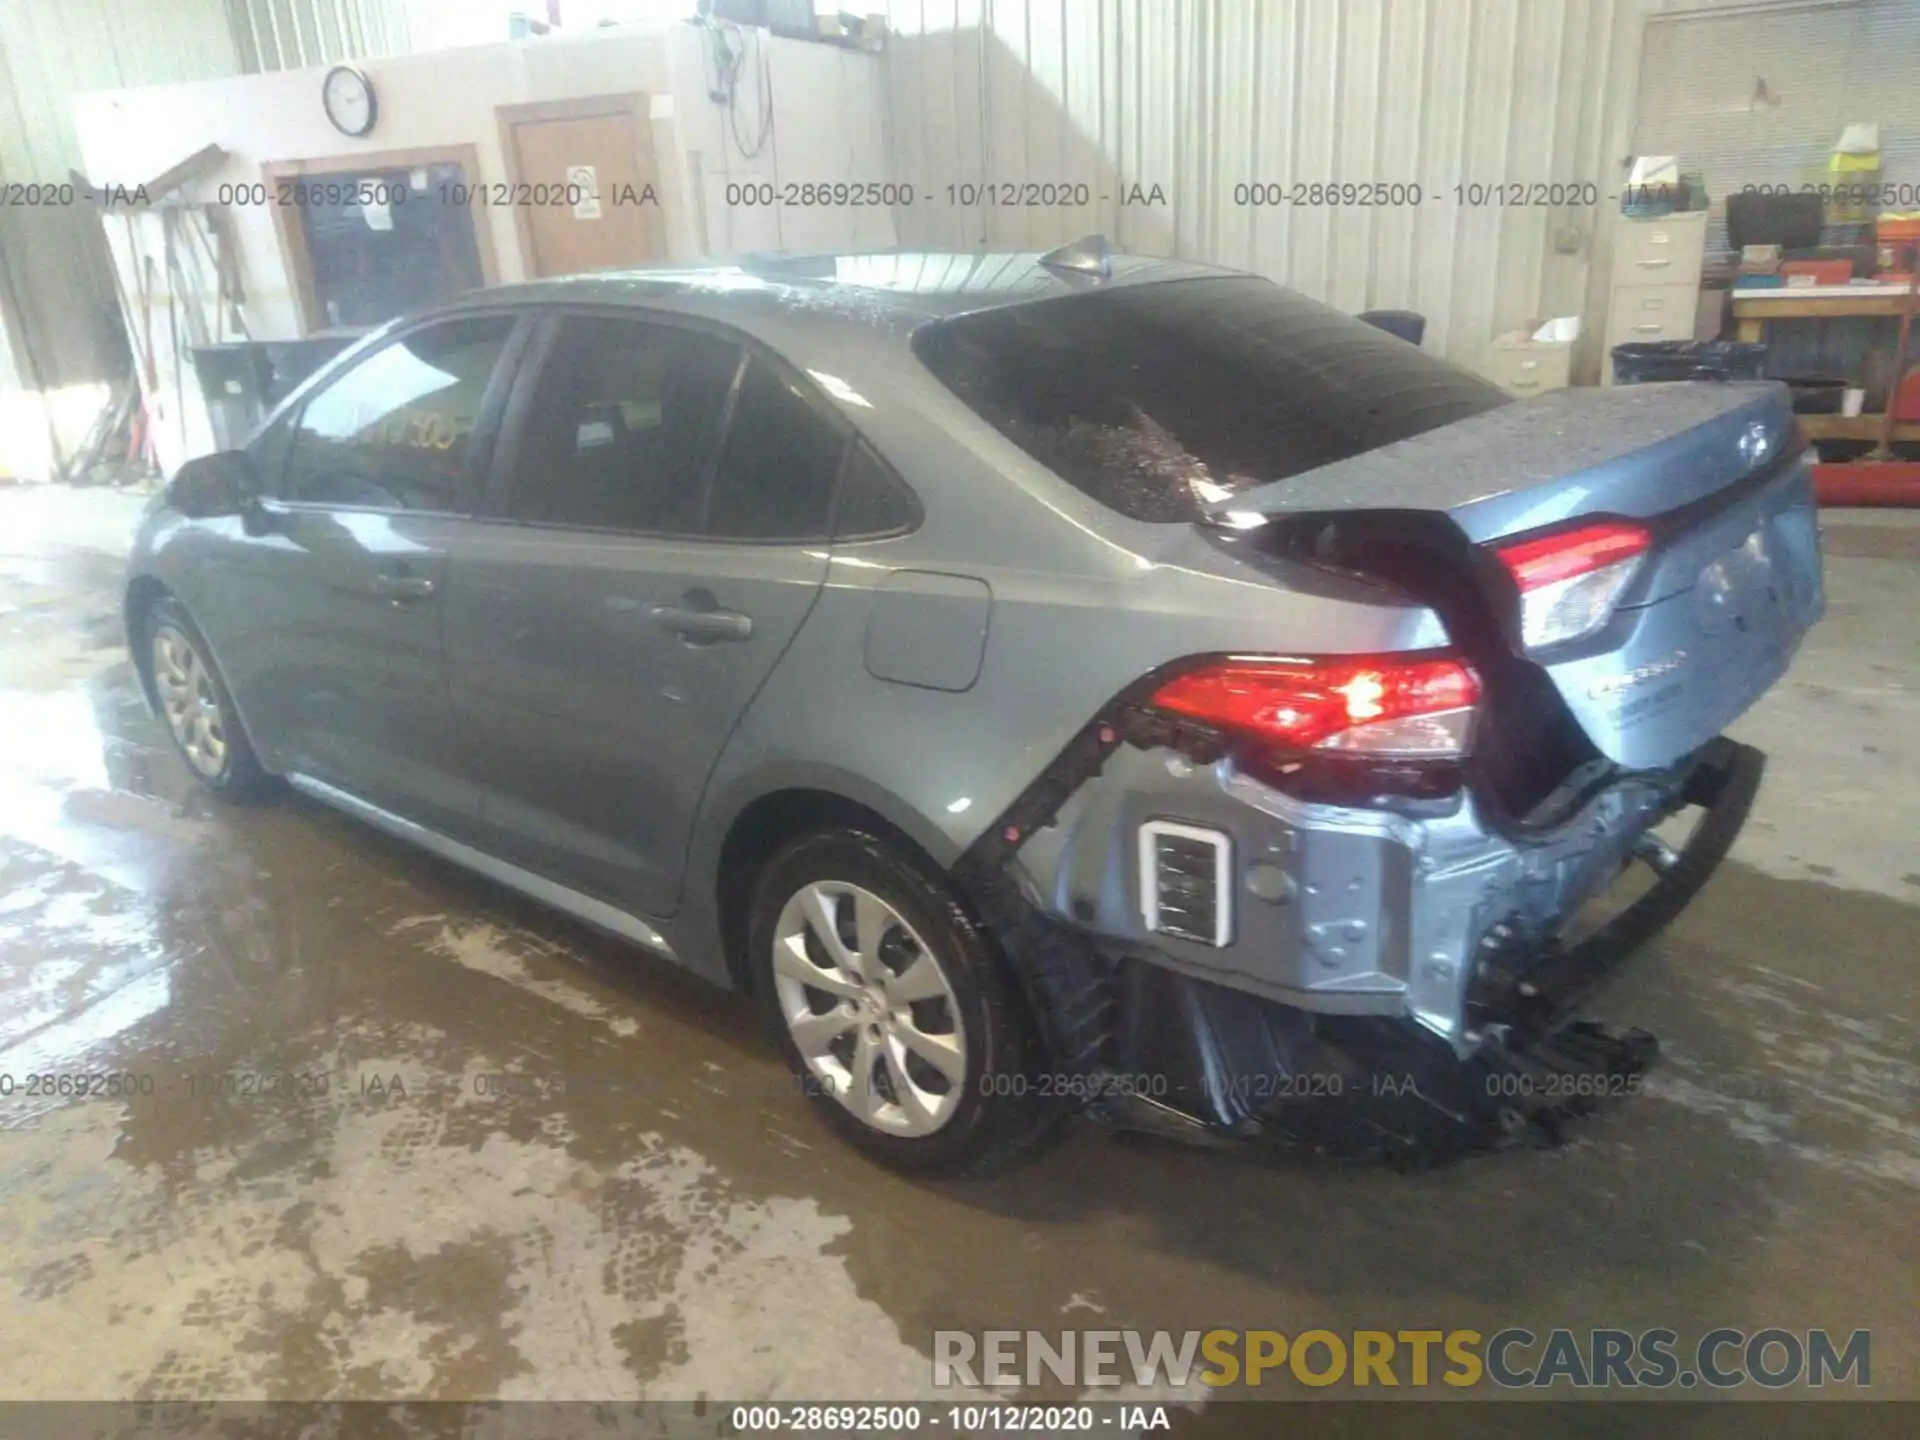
(1589, 651, 1687, 699)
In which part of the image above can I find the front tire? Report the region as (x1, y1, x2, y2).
(748, 828, 1053, 1177)
(143, 597, 274, 801)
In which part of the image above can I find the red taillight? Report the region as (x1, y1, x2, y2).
(1492, 520, 1651, 649)
(1148, 655, 1481, 758)
(1496, 521, 1651, 590)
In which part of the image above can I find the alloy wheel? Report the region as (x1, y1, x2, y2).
(152, 625, 228, 777)
(771, 881, 968, 1137)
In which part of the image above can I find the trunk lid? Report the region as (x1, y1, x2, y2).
(1211, 381, 1788, 549)
(1208, 382, 1825, 770)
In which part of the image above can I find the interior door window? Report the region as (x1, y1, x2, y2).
(280, 314, 517, 512)
(505, 316, 740, 534)
(705, 357, 847, 541)
(293, 162, 484, 327)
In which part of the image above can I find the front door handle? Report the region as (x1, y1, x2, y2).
(649, 601, 753, 643)
(373, 573, 438, 605)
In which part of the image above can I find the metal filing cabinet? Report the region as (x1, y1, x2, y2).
(1486, 337, 1573, 396)
(1604, 211, 1708, 383)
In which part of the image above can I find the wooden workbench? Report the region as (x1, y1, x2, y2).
(1732, 283, 1920, 441)
(1731, 283, 1914, 341)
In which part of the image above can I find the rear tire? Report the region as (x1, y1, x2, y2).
(142, 597, 275, 802)
(748, 828, 1055, 1177)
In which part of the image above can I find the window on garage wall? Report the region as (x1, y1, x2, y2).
(1634, 0, 1920, 253)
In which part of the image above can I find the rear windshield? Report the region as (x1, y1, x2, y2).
(914, 276, 1510, 523)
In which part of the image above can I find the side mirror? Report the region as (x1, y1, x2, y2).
(167, 451, 265, 523)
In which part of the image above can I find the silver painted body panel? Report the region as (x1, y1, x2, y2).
(285, 773, 675, 956)
(440, 522, 828, 918)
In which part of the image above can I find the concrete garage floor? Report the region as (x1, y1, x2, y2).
(0, 483, 1915, 1416)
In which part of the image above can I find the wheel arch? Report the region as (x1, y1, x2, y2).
(701, 768, 963, 994)
(124, 577, 277, 779)
(123, 573, 176, 713)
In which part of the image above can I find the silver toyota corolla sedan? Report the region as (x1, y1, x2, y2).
(126, 242, 1823, 1175)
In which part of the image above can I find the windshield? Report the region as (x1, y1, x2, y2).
(914, 275, 1511, 523)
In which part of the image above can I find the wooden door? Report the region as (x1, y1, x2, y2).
(499, 97, 662, 278)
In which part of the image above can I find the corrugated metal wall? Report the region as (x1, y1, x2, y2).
(0, 0, 240, 180)
(1636, 0, 1920, 389)
(1637, 0, 1919, 248)
(0, 0, 413, 187)
(226, 0, 411, 72)
(881, 0, 1645, 366)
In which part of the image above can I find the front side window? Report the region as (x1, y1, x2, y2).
(280, 314, 517, 512)
(505, 316, 741, 534)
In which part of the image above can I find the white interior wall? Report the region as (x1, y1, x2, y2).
(881, 0, 1650, 374)
(68, 24, 891, 476)
(665, 24, 898, 258)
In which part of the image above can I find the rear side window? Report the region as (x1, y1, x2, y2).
(505, 316, 740, 535)
(915, 276, 1509, 523)
(706, 357, 846, 541)
(833, 443, 917, 539)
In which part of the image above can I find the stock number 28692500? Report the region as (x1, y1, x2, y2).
(729, 1405, 923, 1432)
(978, 1072, 1168, 1100)
(0, 1072, 156, 1098)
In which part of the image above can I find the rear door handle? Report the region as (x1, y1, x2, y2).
(649, 603, 753, 643)
(373, 573, 438, 604)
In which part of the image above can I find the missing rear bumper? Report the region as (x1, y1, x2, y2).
(947, 653, 1765, 1162)
(1086, 738, 1762, 1163)
(959, 725, 1764, 1165)
(1089, 956, 1657, 1166)
(1467, 736, 1766, 1035)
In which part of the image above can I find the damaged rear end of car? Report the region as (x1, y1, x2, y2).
(917, 274, 1824, 1162)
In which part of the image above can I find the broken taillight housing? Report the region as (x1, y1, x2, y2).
(1147, 654, 1481, 759)
(1493, 519, 1651, 651)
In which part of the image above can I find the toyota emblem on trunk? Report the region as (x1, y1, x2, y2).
(1737, 420, 1774, 467)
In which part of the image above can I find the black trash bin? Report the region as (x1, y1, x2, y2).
(1611, 340, 1767, 385)
(190, 336, 363, 452)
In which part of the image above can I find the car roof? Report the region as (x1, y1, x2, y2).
(433, 249, 1248, 328)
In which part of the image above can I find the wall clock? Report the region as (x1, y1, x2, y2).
(322, 65, 378, 138)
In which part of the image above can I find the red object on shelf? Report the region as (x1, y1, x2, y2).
(1780, 259, 1854, 285)
(1814, 461, 1920, 506)
(1894, 369, 1920, 421)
